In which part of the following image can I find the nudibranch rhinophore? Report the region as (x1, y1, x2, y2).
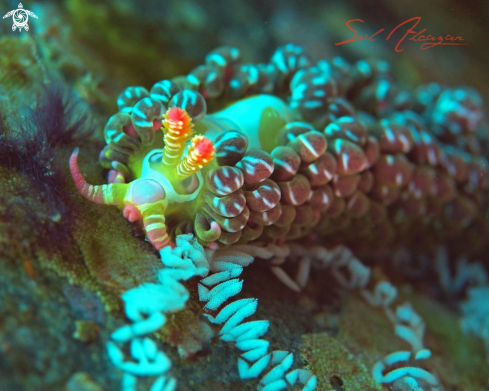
(70, 43, 487, 258)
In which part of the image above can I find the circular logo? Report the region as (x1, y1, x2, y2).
(12, 9, 28, 28)
(3, 3, 38, 32)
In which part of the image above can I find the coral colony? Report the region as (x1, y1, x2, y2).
(70, 44, 488, 390)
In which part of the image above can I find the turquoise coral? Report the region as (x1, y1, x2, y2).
(199, 244, 317, 390)
(107, 234, 209, 390)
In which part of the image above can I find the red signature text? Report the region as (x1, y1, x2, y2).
(335, 17, 467, 51)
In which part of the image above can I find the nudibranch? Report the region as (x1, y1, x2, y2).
(70, 44, 487, 257)
(70, 103, 218, 250)
(70, 88, 296, 250)
(69, 44, 488, 391)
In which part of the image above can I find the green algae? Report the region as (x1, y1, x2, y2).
(300, 292, 489, 391)
(301, 332, 384, 391)
(65, 372, 105, 391)
(73, 320, 101, 344)
(411, 293, 489, 390)
(65, 0, 190, 87)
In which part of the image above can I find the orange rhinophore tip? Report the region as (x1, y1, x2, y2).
(162, 107, 194, 167)
(192, 136, 215, 162)
(176, 135, 215, 179)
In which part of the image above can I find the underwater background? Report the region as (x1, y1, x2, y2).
(1, 0, 489, 390)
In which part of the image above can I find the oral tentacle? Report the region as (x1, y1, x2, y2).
(70, 148, 128, 205)
(140, 202, 172, 249)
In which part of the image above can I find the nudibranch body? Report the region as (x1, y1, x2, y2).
(71, 44, 487, 258)
(71, 93, 294, 249)
(69, 44, 488, 391)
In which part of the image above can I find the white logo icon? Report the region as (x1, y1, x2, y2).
(3, 3, 38, 32)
